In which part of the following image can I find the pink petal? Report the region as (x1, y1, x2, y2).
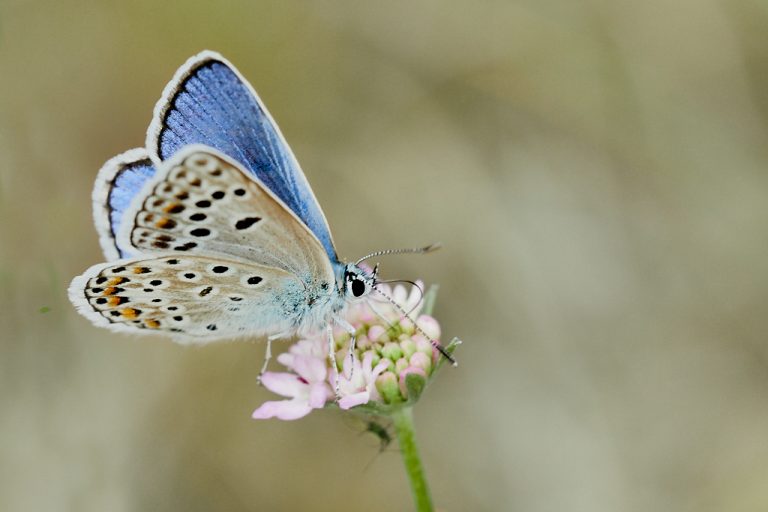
(260, 372, 305, 398)
(308, 383, 330, 408)
(252, 399, 313, 420)
(293, 354, 327, 383)
(276, 353, 294, 368)
(338, 391, 371, 410)
(371, 360, 390, 380)
(362, 351, 374, 371)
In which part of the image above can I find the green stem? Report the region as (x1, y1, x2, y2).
(392, 407, 434, 512)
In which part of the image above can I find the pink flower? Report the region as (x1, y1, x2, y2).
(252, 353, 332, 420)
(251, 280, 451, 419)
(333, 351, 390, 410)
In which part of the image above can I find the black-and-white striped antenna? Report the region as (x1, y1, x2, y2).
(355, 243, 442, 266)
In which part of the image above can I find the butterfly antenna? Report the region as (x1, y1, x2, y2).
(370, 286, 458, 367)
(355, 243, 442, 266)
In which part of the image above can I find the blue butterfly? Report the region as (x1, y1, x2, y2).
(70, 51, 454, 376)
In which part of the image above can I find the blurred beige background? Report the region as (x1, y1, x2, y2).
(2, 1, 768, 510)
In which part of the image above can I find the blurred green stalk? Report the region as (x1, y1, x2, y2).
(392, 407, 433, 511)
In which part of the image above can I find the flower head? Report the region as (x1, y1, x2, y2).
(252, 281, 456, 420)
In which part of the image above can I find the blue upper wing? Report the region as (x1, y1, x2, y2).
(146, 51, 338, 263)
(92, 148, 156, 260)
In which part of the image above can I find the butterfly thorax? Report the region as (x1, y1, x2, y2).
(286, 261, 374, 336)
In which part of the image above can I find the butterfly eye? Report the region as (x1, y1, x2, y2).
(351, 278, 366, 298)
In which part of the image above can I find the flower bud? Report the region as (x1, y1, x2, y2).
(417, 315, 441, 340)
(368, 325, 387, 343)
(376, 371, 401, 404)
(399, 337, 417, 359)
(381, 342, 403, 361)
(409, 351, 432, 375)
(400, 316, 415, 334)
(413, 337, 437, 364)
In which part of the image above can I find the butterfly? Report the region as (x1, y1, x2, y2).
(69, 51, 455, 376)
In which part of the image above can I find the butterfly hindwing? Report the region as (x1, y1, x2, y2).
(68, 255, 304, 342)
(117, 145, 337, 283)
(145, 51, 338, 262)
(92, 148, 156, 260)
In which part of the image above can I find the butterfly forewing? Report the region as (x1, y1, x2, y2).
(72, 255, 302, 341)
(146, 51, 338, 261)
(120, 147, 335, 283)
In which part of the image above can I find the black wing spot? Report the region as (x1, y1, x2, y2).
(235, 217, 261, 230)
(229, 296, 243, 302)
(96, 298, 107, 304)
(212, 266, 228, 274)
(206, 324, 217, 331)
(211, 190, 225, 200)
(152, 298, 162, 303)
(195, 200, 211, 208)
(183, 273, 196, 279)
(153, 241, 170, 249)
(247, 276, 262, 285)
(189, 213, 207, 222)
(150, 280, 162, 286)
(167, 306, 178, 311)
(95, 277, 107, 285)
(173, 242, 197, 251)
(166, 259, 179, 264)
(112, 266, 125, 273)
(234, 188, 246, 196)
(199, 286, 213, 297)
(190, 228, 211, 237)
(143, 288, 154, 293)
(173, 316, 183, 321)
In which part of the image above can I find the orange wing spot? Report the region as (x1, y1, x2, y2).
(156, 217, 177, 229)
(145, 319, 160, 329)
(107, 296, 122, 307)
(108, 277, 126, 285)
(163, 203, 184, 214)
(121, 308, 140, 319)
(103, 287, 117, 295)
(133, 266, 150, 274)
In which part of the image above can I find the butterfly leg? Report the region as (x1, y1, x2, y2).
(257, 332, 288, 385)
(327, 324, 342, 399)
(334, 316, 358, 381)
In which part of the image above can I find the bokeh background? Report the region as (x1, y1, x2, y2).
(2, 1, 768, 510)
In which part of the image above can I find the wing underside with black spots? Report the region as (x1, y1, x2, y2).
(68, 255, 303, 341)
(146, 50, 338, 262)
(117, 146, 336, 284)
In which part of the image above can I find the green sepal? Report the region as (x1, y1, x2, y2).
(404, 372, 426, 402)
